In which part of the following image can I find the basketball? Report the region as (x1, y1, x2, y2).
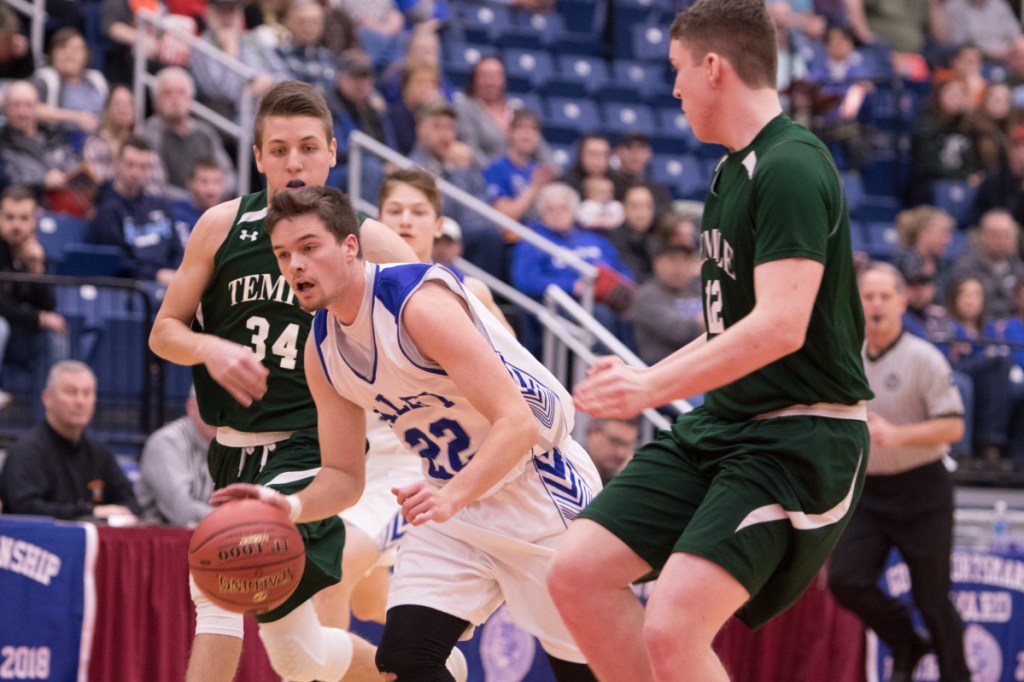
(188, 499, 305, 614)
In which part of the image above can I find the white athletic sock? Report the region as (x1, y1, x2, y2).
(445, 646, 468, 682)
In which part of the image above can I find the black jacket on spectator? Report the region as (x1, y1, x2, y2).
(971, 163, 1024, 228)
(0, 422, 141, 519)
(0, 239, 54, 332)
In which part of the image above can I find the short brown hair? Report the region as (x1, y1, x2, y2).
(254, 80, 334, 149)
(379, 167, 443, 218)
(670, 0, 777, 90)
(266, 186, 361, 254)
(1, 185, 37, 205)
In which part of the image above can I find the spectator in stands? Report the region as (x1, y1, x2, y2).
(328, 49, 395, 166)
(431, 216, 462, 267)
(317, 0, 360, 57)
(101, 0, 193, 86)
(0, 80, 81, 204)
(768, 0, 812, 105)
(609, 133, 673, 218)
(0, 360, 141, 521)
(379, 25, 452, 105)
(483, 108, 558, 225)
(82, 85, 167, 198)
(135, 387, 215, 525)
(30, 28, 108, 149)
(510, 182, 635, 348)
(170, 157, 224, 244)
(276, 0, 337, 94)
(584, 418, 640, 486)
(657, 209, 701, 250)
(970, 81, 1013, 174)
(387, 61, 444, 155)
(952, 208, 1024, 318)
(140, 67, 237, 202)
(456, 56, 517, 168)
(907, 77, 981, 206)
(0, 186, 68, 409)
(377, 166, 512, 332)
(561, 133, 614, 199)
(892, 205, 956, 302)
(902, 268, 949, 339)
(945, 0, 1021, 63)
(940, 274, 1021, 466)
(829, 262, 970, 682)
(632, 242, 704, 366)
(972, 122, 1024, 226)
(88, 136, 182, 284)
(606, 185, 659, 283)
(576, 176, 624, 232)
(409, 102, 506, 278)
(841, 0, 950, 71)
(335, 0, 408, 70)
(0, 2, 33, 81)
(946, 43, 988, 108)
(189, 0, 284, 123)
(997, 279, 1024, 371)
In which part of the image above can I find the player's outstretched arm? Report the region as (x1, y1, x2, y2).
(149, 199, 269, 407)
(360, 217, 418, 263)
(395, 282, 539, 525)
(575, 257, 823, 418)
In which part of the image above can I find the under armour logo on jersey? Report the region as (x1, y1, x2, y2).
(240, 230, 259, 241)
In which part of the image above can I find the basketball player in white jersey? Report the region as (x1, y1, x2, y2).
(314, 167, 517, 633)
(214, 185, 601, 681)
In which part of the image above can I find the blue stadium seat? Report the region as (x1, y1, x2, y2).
(90, 315, 147, 400)
(651, 154, 709, 201)
(544, 96, 601, 134)
(601, 102, 656, 135)
(631, 24, 671, 62)
(542, 54, 610, 98)
(441, 41, 499, 84)
(929, 179, 977, 229)
(847, 220, 868, 254)
(850, 194, 902, 223)
(457, 3, 512, 44)
(506, 9, 566, 50)
(164, 362, 193, 405)
(841, 172, 866, 217)
(548, 143, 574, 172)
(862, 221, 900, 261)
(55, 243, 123, 277)
(609, 60, 668, 102)
(36, 211, 88, 266)
(503, 47, 556, 91)
(506, 91, 544, 117)
(653, 107, 699, 152)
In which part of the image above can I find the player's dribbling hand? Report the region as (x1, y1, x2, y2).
(392, 482, 456, 526)
(573, 355, 650, 419)
(209, 484, 300, 521)
(202, 337, 269, 407)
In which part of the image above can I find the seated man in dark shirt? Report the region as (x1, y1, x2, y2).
(89, 136, 182, 284)
(0, 360, 140, 521)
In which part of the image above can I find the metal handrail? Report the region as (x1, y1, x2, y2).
(133, 9, 257, 194)
(4, 0, 44, 69)
(347, 129, 599, 314)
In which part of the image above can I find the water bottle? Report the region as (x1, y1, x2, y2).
(991, 500, 1011, 554)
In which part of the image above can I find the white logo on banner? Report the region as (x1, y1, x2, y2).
(480, 605, 535, 682)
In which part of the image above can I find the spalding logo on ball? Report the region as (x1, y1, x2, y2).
(188, 499, 305, 614)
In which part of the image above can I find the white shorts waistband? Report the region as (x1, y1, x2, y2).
(752, 401, 867, 421)
(216, 427, 295, 447)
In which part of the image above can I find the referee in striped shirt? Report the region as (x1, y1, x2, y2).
(828, 261, 971, 682)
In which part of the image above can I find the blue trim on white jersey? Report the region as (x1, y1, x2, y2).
(531, 447, 594, 528)
(312, 310, 333, 387)
(375, 263, 432, 320)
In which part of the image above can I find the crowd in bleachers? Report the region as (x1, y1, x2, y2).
(0, 0, 1023, 474)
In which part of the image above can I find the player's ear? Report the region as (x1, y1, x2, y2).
(329, 138, 337, 167)
(253, 145, 264, 173)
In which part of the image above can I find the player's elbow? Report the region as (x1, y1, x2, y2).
(948, 417, 965, 443)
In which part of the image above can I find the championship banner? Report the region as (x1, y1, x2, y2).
(0, 517, 98, 682)
(871, 549, 1024, 682)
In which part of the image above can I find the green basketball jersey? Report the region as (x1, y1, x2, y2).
(699, 114, 872, 421)
(192, 190, 317, 431)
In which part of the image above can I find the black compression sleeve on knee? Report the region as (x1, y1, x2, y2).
(546, 654, 599, 682)
(376, 605, 470, 682)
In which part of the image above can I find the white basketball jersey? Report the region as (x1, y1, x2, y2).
(313, 263, 588, 501)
